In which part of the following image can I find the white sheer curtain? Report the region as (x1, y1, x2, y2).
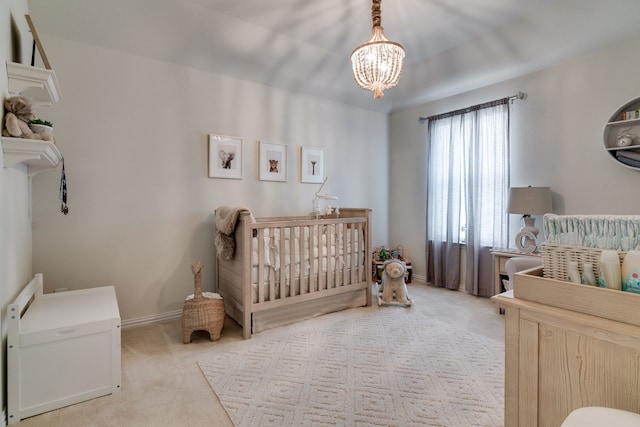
(426, 101, 510, 296)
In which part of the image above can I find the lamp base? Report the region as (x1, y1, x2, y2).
(515, 216, 539, 253)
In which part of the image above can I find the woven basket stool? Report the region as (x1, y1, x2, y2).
(182, 262, 225, 343)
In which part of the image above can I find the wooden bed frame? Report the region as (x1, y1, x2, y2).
(216, 208, 372, 339)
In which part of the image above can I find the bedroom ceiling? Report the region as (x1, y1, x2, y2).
(27, 0, 640, 113)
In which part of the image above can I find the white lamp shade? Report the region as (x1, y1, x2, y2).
(507, 187, 552, 215)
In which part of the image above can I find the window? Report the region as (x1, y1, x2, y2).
(426, 101, 510, 249)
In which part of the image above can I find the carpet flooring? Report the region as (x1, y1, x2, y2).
(199, 301, 504, 426)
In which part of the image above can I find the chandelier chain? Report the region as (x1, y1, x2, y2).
(372, 0, 382, 27)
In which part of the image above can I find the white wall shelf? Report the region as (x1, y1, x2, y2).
(1, 137, 62, 176)
(603, 96, 640, 170)
(3, 61, 63, 175)
(6, 62, 61, 105)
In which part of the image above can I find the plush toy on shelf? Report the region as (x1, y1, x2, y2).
(2, 96, 53, 141)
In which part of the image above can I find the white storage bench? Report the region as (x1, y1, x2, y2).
(8, 274, 121, 424)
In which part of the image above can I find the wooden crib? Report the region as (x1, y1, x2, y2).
(216, 208, 372, 339)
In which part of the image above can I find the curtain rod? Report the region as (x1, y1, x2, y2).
(418, 91, 526, 124)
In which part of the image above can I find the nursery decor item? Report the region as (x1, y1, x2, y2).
(28, 118, 53, 137)
(378, 259, 411, 306)
(617, 128, 634, 147)
(59, 158, 68, 215)
(313, 176, 338, 217)
(259, 141, 287, 182)
(507, 186, 552, 253)
(208, 134, 242, 179)
(300, 146, 324, 183)
(351, 0, 404, 99)
(182, 262, 225, 343)
(2, 96, 52, 141)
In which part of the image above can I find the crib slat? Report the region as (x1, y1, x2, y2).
(299, 226, 306, 295)
(336, 223, 342, 287)
(308, 226, 315, 293)
(354, 223, 362, 285)
(257, 230, 265, 304)
(334, 224, 340, 287)
(317, 225, 324, 292)
(324, 225, 330, 290)
(289, 226, 296, 297)
(329, 225, 333, 288)
(279, 226, 285, 299)
(341, 223, 347, 286)
(349, 224, 360, 283)
(269, 228, 276, 301)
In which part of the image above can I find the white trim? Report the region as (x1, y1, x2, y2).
(120, 309, 182, 330)
(412, 274, 426, 284)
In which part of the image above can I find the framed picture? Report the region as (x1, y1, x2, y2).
(300, 146, 325, 183)
(208, 134, 243, 179)
(259, 141, 287, 181)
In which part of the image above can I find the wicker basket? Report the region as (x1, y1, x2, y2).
(182, 262, 225, 343)
(542, 242, 626, 283)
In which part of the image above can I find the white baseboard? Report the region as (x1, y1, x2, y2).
(120, 278, 427, 331)
(120, 309, 182, 330)
(412, 274, 426, 284)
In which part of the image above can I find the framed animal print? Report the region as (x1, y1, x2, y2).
(208, 134, 243, 179)
(300, 146, 325, 183)
(259, 141, 287, 182)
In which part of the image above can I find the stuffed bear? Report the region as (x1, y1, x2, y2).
(380, 259, 411, 305)
(2, 96, 53, 141)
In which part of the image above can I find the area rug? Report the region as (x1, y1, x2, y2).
(198, 306, 504, 427)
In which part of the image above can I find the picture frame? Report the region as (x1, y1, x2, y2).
(300, 146, 325, 183)
(259, 141, 287, 182)
(25, 15, 51, 70)
(208, 134, 243, 179)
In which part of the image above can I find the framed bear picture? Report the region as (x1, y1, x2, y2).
(208, 134, 243, 179)
(259, 141, 287, 182)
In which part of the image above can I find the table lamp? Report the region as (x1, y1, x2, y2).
(507, 186, 552, 253)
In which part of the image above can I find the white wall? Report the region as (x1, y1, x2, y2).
(390, 38, 640, 283)
(29, 36, 390, 323)
(1, 0, 37, 419)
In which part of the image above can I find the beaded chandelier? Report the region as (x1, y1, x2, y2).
(351, 0, 405, 99)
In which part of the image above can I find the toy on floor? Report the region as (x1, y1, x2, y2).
(378, 259, 412, 306)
